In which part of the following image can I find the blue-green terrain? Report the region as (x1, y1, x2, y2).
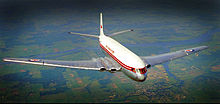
(0, 0, 219, 103)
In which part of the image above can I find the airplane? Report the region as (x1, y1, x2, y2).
(3, 13, 208, 82)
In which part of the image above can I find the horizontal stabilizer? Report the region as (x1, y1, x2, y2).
(68, 32, 99, 38)
(108, 29, 134, 36)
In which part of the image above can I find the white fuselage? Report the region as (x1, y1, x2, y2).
(99, 35, 147, 82)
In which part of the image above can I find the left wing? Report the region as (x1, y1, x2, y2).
(141, 46, 208, 66)
(3, 57, 121, 72)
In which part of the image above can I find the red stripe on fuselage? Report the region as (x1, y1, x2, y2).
(100, 43, 137, 73)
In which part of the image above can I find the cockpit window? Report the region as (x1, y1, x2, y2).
(139, 67, 147, 74)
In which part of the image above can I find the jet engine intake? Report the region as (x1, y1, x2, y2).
(99, 67, 107, 72)
(100, 67, 119, 73)
(108, 68, 117, 73)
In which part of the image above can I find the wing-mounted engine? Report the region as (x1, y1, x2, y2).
(99, 67, 107, 72)
(109, 68, 117, 73)
(99, 67, 121, 73)
(95, 57, 121, 73)
(108, 67, 121, 73)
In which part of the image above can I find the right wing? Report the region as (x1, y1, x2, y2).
(141, 46, 208, 66)
(3, 57, 121, 72)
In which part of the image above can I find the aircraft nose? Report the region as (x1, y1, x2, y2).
(137, 74, 146, 82)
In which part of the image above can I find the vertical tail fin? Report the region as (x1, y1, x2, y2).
(100, 13, 105, 36)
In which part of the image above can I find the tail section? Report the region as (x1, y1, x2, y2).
(68, 32, 99, 38)
(100, 13, 105, 36)
(69, 13, 105, 38)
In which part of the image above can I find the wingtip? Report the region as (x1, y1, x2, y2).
(195, 45, 209, 51)
(202, 45, 209, 49)
(2, 58, 6, 61)
(2, 58, 10, 62)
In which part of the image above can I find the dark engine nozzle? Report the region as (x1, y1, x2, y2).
(109, 69, 117, 73)
(100, 68, 106, 72)
(146, 64, 151, 68)
(111, 69, 116, 71)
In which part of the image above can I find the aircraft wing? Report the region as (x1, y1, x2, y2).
(141, 46, 208, 66)
(3, 57, 121, 71)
